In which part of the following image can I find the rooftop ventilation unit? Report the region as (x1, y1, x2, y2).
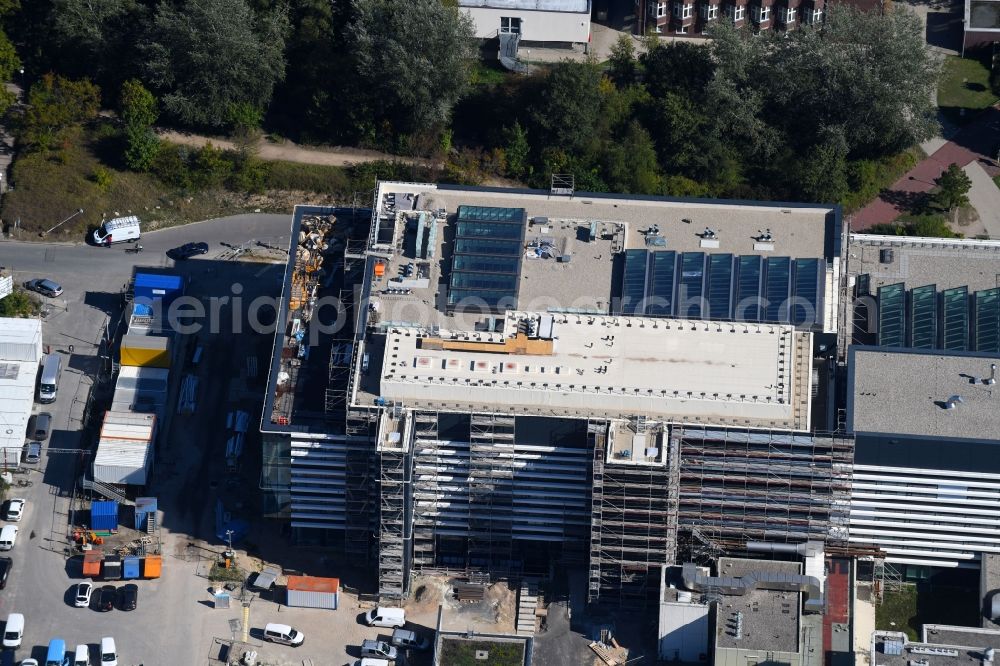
(985, 364, 997, 386)
(944, 395, 964, 409)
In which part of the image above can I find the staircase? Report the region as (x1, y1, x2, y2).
(145, 512, 156, 534)
(516, 579, 539, 635)
(81, 478, 133, 506)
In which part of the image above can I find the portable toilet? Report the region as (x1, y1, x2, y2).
(123, 556, 141, 580)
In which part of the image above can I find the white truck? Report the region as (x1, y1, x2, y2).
(92, 215, 141, 246)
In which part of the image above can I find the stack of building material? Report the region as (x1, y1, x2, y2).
(516, 580, 539, 635)
(453, 582, 486, 602)
(177, 375, 198, 414)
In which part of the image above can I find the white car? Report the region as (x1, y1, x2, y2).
(5, 499, 24, 522)
(74, 582, 93, 608)
(20, 660, 39, 666)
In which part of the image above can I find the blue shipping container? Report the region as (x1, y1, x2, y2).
(134, 497, 157, 530)
(123, 556, 141, 579)
(90, 500, 118, 531)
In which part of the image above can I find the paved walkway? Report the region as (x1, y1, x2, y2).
(964, 160, 1000, 237)
(854, 105, 1000, 231)
(157, 129, 434, 168)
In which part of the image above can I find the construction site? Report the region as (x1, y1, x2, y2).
(255, 181, 874, 638)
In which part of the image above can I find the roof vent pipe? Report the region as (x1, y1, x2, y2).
(945, 395, 964, 410)
(985, 364, 998, 386)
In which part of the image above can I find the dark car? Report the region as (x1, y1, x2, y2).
(167, 242, 209, 260)
(22, 278, 63, 298)
(117, 583, 137, 611)
(0, 557, 11, 589)
(95, 584, 116, 611)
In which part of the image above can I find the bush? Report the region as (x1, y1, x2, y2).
(190, 143, 234, 189)
(151, 144, 192, 189)
(91, 166, 114, 193)
(842, 151, 920, 212)
(263, 161, 351, 194)
(0, 289, 38, 317)
(866, 212, 960, 238)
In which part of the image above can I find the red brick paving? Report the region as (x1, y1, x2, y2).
(823, 558, 851, 666)
(853, 105, 1000, 230)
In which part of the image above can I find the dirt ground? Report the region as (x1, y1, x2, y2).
(403, 574, 519, 635)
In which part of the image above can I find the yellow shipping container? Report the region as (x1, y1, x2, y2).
(120, 335, 170, 368)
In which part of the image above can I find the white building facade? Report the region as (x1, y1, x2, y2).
(458, 0, 592, 45)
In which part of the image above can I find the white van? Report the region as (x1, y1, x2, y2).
(2, 612, 23, 648)
(0, 525, 18, 551)
(263, 623, 304, 646)
(38, 353, 61, 404)
(92, 216, 141, 246)
(358, 660, 390, 666)
(100, 637, 117, 666)
(365, 607, 405, 628)
(73, 644, 90, 666)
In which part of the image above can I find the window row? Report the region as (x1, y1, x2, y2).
(647, 0, 822, 25)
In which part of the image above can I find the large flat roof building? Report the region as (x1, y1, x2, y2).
(847, 346, 1000, 568)
(260, 184, 848, 606)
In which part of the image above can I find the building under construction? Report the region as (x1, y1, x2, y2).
(260, 185, 852, 607)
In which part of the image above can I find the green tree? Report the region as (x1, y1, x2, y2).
(350, 0, 476, 137)
(608, 34, 637, 86)
(0, 29, 19, 116)
(51, 0, 139, 85)
(0, 289, 36, 318)
(640, 41, 714, 101)
(530, 61, 603, 156)
(19, 74, 100, 151)
(119, 79, 159, 171)
(503, 121, 530, 180)
(600, 120, 662, 194)
(934, 163, 972, 211)
(792, 129, 850, 203)
(142, 0, 288, 128)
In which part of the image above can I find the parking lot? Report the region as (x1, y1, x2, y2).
(0, 215, 325, 666)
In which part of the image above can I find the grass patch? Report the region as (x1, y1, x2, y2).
(263, 161, 352, 194)
(1, 122, 249, 238)
(209, 562, 245, 583)
(876, 583, 981, 641)
(876, 585, 919, 639)
(469, 60, 510, 86)
(841, 149, 922, 213)
(994, 174, 1000, 191)
(439, 638, 525, 666)
(938, 55, 999, 124)
(866, 211, 961, 238)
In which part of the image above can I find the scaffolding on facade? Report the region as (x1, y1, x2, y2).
(587, 420, 678, 608)
(377, 413, 410, 601)
(344, 408, 378, 558)
(411, 411, 441, 570)
(467, 414, 516, 573)
(675, 426, 854, 555)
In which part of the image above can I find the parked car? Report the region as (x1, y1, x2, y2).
(360, 639, 397, 661)
(22, 278, 63, 298)
(0, 557, 11, 589)
(74, 582, 93, 608)
(391, 628, 430, 651)
(20, 660, 39, 666)
(23, 442, 41, 464)
(262, 623, 304, 647)
(95, 584, 116, 612)
(167, 242, 209, 260)
(32, 413, 52, 441)
(5, 499, 24, 522)
(0, 526, 19, 551)
(117, 583, 137, 611)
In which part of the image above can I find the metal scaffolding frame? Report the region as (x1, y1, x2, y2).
(344, 408, 378, 558)
(675, 426, 854, 554)
(377, 413, 411, 601)
(410, 411, 441, 570)
(587, 420, 678, 608)
(467, 414, 516, 572)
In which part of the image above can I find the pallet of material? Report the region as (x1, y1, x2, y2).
(588, 642, 622, 666)
(453, 583, 486, 602)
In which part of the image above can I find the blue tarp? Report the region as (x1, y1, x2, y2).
(90, 501, 118, 531)
(123, 556, 140, 579)
(134, 272, 183, 308)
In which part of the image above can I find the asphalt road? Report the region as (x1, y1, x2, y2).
(0, 214, 291, 665)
